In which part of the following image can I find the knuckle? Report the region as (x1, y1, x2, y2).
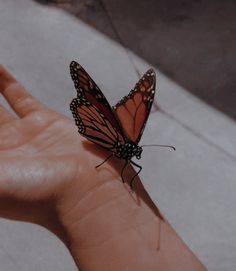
(15, 94, 33, 108)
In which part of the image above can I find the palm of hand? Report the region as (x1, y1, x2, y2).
(1, 107, 81, 198)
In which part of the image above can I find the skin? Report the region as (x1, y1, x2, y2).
(0, 65, 207, 271)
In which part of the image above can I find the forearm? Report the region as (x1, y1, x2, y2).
(56, 159, 207, 271)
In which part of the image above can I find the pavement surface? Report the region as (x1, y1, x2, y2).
(0, 0, 235, 270)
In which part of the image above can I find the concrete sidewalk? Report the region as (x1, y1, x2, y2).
(0, 0, 235, 270)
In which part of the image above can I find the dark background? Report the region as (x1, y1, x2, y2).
(39, 0, 236, 120)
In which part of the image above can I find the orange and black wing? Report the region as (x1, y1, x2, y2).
(113, 69, 156, 143)
(70, 61, 125, 151)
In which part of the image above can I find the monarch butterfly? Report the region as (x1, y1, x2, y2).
(70, 61, 174, 188)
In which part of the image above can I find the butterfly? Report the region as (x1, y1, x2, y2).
(70, 61, 174, 188)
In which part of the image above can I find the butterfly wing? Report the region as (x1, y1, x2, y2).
(113, 69, 156, 143)
(70, 61, 125, 151)
(70, 61, 121, 131)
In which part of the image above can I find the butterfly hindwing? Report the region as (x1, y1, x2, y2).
(70, 98, 125, 150)
(113, 69, 156, 143)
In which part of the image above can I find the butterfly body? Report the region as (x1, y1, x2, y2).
(114, 141, 143, 160)
(70, 61, 156, 186)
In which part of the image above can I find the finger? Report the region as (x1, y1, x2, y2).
(0, 65, 47, 117)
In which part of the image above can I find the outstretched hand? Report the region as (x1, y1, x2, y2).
(0, 65, 206, 271)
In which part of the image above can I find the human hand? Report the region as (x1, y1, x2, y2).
(0, 65, 206, 271)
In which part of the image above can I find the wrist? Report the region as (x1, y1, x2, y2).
(55, 166, 206, 271)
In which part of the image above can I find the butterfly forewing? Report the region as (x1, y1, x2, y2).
(70, 61, 126, 151)
(70, 61, 122, 132)
(113, 69, 156, 143)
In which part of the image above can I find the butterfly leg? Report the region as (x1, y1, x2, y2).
(95, 154, 113, 168)
(121, 160, 128, 183)
(130, 160, 142, 189)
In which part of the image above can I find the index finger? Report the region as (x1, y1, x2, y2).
(0, 65, 47, 117)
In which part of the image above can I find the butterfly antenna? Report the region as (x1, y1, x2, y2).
(95, 154, 113, 168)
(141, 144, 176, 151)
(130, 160, 142, 189)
